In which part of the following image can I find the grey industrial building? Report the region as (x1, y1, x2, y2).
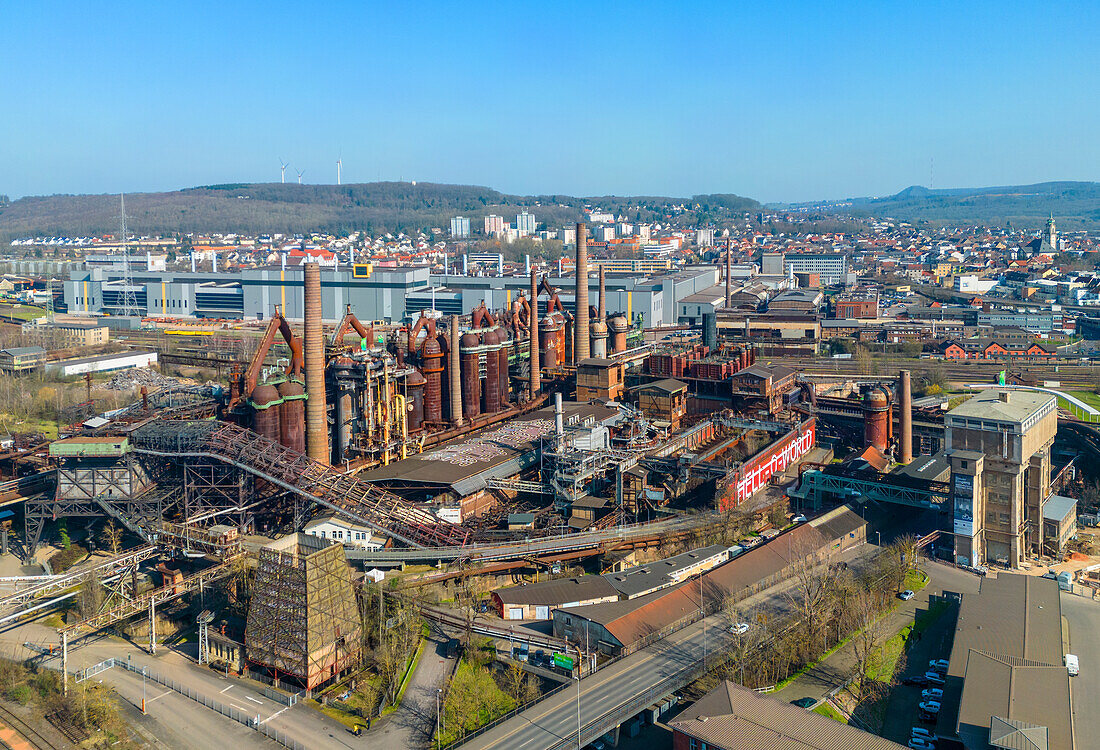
(943, 574, 1074, 750)
(61, 262, 721, 327)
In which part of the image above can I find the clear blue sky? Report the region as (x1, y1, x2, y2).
(2, 1, 1098, 202)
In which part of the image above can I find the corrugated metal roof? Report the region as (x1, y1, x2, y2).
(947, 575, 1063, 679)
(495, 576, 618, 608)
(668, 681, 907, 749)
(957, 653, 1067, 750)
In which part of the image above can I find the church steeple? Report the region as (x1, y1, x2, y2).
(1046, 213, 1057, 251)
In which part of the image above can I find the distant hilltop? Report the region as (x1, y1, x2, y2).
(788, 180, 1100, 229)
(0, 182, 760, 243)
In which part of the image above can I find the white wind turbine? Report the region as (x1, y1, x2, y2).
(296, 168, 304, 185)
(337, 157, 342, 185)
(280, 158, 288, 183)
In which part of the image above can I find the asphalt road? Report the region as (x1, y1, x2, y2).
(0, 622, 358, 750)
(462, 544, 872, 750)
(1060, 592, 1100, 747)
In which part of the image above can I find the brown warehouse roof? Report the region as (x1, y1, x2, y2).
(669, 681, 907, 750)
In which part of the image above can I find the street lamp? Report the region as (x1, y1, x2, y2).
(876, 531, 881, 547)
(436, 688, 443, 750)
(141, 667, 147, 715)
(576, 645, 582, 750)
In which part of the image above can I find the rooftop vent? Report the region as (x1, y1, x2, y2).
(999, 391, 1011, 403)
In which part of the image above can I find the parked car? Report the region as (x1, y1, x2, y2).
(898, 590, 916, 601)
(903, 675, 929, 686)
(919, 700, 941, 715)
(911, 727, 935, 740)
(1066, 653, 1080, 676)
(921, 688, 944, 701)
(790, 697, 816, 708)
(791, 515, 807, 523)
(729, 622, 750, 635)
(908, 738, 936, 750)
(929, 659, 949, 672)
(924, 671, 945, 685)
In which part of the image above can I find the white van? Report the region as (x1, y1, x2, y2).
(1066, 654, 1080, 677)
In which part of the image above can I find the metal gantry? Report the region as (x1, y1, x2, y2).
(131, 420, 469, 548)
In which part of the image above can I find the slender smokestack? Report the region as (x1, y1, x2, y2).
(899, 370, 913, 463)
(724, 239, 731, 308)
(574, 222, 589, 363)
(450, 315, 463, 425)
(598, 264, 605, 321)
(303, 263, 329, 464)
(529, 270, 540, 399)
(554, 392, 564, 436)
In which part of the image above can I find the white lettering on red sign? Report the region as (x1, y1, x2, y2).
(735, 422, 815, 504)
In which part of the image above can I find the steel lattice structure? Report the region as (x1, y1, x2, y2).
(244, 536, 361, 692)
(131, 420, 470, 548)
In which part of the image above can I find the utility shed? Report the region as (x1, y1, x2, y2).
(492, 575, 619, 621)
(575, 358, 625, 402)
(244, 534, 361, 694)
(635, 378, 687, 430)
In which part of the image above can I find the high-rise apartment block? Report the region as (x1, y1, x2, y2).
(484, 215, 505, 235)
(517, 211, 536, 234)
(449, 216, 470, 238)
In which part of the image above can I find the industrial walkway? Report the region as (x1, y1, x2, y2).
(130, 420, 470, 548)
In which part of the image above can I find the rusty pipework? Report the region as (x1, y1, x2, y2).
(302, 262, 329, 464)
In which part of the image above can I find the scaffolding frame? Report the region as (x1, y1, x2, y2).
(244, 537, 361, 692)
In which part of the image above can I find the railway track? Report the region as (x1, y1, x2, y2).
(0, 700, 71, 750)
(784, 356, 1100, 388)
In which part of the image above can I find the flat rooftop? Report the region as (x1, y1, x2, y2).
(946, 388, 1055, 425)
(361, 402, 620, 494)
(890, 452, 950, 483)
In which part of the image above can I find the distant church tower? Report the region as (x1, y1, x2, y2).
(1046, 213, 1058, 251)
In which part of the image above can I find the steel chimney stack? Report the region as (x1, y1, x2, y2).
(529, 270, 540, 399)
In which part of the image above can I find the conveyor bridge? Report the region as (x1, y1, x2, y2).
(130, 420, 469, 548)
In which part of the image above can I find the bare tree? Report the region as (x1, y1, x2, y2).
(847, 587, 888, 699)
(782, 537, 834, 661)
(100, 521, 122, 555)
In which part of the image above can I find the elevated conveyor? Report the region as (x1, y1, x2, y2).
(130, 420, 469, 548)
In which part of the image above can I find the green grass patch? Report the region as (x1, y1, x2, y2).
(813, 702, 848, 723)
(866, 630, 908, 682)
(1069, 391, 1100, 411)
(437, 658, 516, 746)
(306, 698, 363, 730)
(0, 304, 47, 321)
(904, 568, 929, 592)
